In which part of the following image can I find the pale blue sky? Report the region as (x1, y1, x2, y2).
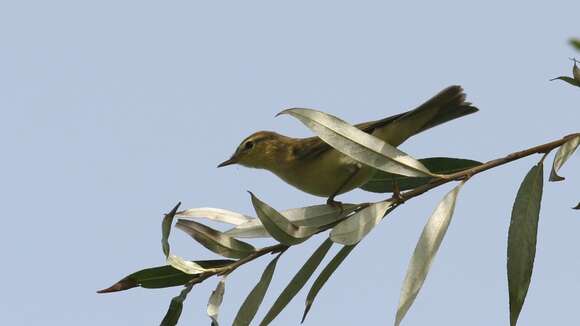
(1, 1, 579, 325)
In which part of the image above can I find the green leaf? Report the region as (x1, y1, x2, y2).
(550, 76, 580, 87)
(361, 157, 481, 193)
(176, 207, 251, 225)
(160, 282, 195, 326)
(249, 192, 316, 245)
(330, 201, 392, 245)
(570, 38, 580, 51)
(207, 278, 226, 326)
(549, 135, 579, 181)
(395, 181, 465, 326)
(176, 219, 256, 259)
(573, 202, 580, 210)
(233, 253, 283, 326)
(225, 204, 356, 239)
(161, 202, 208, 275)
(507, 161, 544, 326)
(260, 238, 333, 326)
(162, 202, 182, 258)
(278, 108, 434, 177)
(302, 244, 356, 323)
(97, 260, 234, 293)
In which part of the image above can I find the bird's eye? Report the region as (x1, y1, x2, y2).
(244, 141, 254, 150)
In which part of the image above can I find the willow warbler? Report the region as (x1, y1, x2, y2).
(218, 86, 478, 205)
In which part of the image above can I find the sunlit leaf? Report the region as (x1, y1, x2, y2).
(361, 157, 481, 193)
(549, 135, 579, 181)
(176, 219, 255, 259)
(233, 253, 283, 326)
(97, 260, 233, 293)
(225, 204, 356, 238)
(162, 202, 181, 258)
(249, 192, 316, 245)
(550, 76, 580, 87)
(395, 181, 465, 326)
(278, 108, 434, 177)
(167, 254, 206, 275)
(160, 282, 194, 326)
(207, 278, 226, 326)
(507, 161, 544, 326)
(224, 219, 270, 239)
(330, 201, 392, 245)
(176, 207, 251, 225)
(302, 244, 356, 322)
(260, 239, 333, 326)
(161, 204, 208, 276)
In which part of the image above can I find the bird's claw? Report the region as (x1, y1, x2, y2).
(326, 198, 344, 213)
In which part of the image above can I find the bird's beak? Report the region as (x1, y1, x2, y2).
(217, 155, 237, 168)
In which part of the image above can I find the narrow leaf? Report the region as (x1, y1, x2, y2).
(278, 108, 434, 177)
(572, 58, 580, 81)
(176, 207, 251, 225)
(160, 282, 195, 326)
(507, 162, 544, 326)
(176, 219, 255, 259)
(162, 202, 181, 258)
(549, 135, 579, 181)
(282, 204, 357, 227)
(550, 76, 580, 87)
(207, 278, 226, 326)
(97, 260, 233, 293)
(233, 253, 283, 326)
(395, 181, 465, 326)
(167, 254, 206, 275)
(302, 244, 356, 323)
(570, 38, 580, 51)
(224, 219, 270, 238)
(330, 201, 392, 245)
(361, 157, 481, 193)
(226, 204, 355, 238)
(249, 192, 316, 245)
(573, 202, 580, 210)
(260, 239, 333, 326)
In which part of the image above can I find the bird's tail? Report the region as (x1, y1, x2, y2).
(367, 85, 478, 146)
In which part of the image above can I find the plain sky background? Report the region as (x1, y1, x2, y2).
(1, 1, 579, 325)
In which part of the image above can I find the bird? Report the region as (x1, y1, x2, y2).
(218, 85, 478, 206)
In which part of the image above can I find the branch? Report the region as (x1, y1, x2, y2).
(186, 132, 579, 281)
(394, 132, 579, 203)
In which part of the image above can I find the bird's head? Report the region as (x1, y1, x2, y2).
(217, 131, 289, 170)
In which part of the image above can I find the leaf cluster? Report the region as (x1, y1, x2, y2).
(99, 91, 579, 325)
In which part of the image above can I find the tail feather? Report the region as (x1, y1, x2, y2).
(413, 85, 478, 133)
(367, 85, 478, 146)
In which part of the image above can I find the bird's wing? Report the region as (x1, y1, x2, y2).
(291, 112, 405, 161)
(292, 85, 478, 161)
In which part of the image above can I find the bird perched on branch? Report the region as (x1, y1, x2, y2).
(218, 86, 478, 206)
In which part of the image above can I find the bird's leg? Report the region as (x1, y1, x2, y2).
(327, 165, 361, 210)
(391, 179, 405, 203)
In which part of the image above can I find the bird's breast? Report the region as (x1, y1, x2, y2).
(269, 149, 374, 197)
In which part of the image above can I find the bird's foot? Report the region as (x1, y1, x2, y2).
(391, 181, 406, 203)
(326, 198, 344, 212)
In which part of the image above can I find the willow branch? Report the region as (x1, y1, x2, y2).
(191, 132, 579, 282)
(393, 132, 578, 203)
